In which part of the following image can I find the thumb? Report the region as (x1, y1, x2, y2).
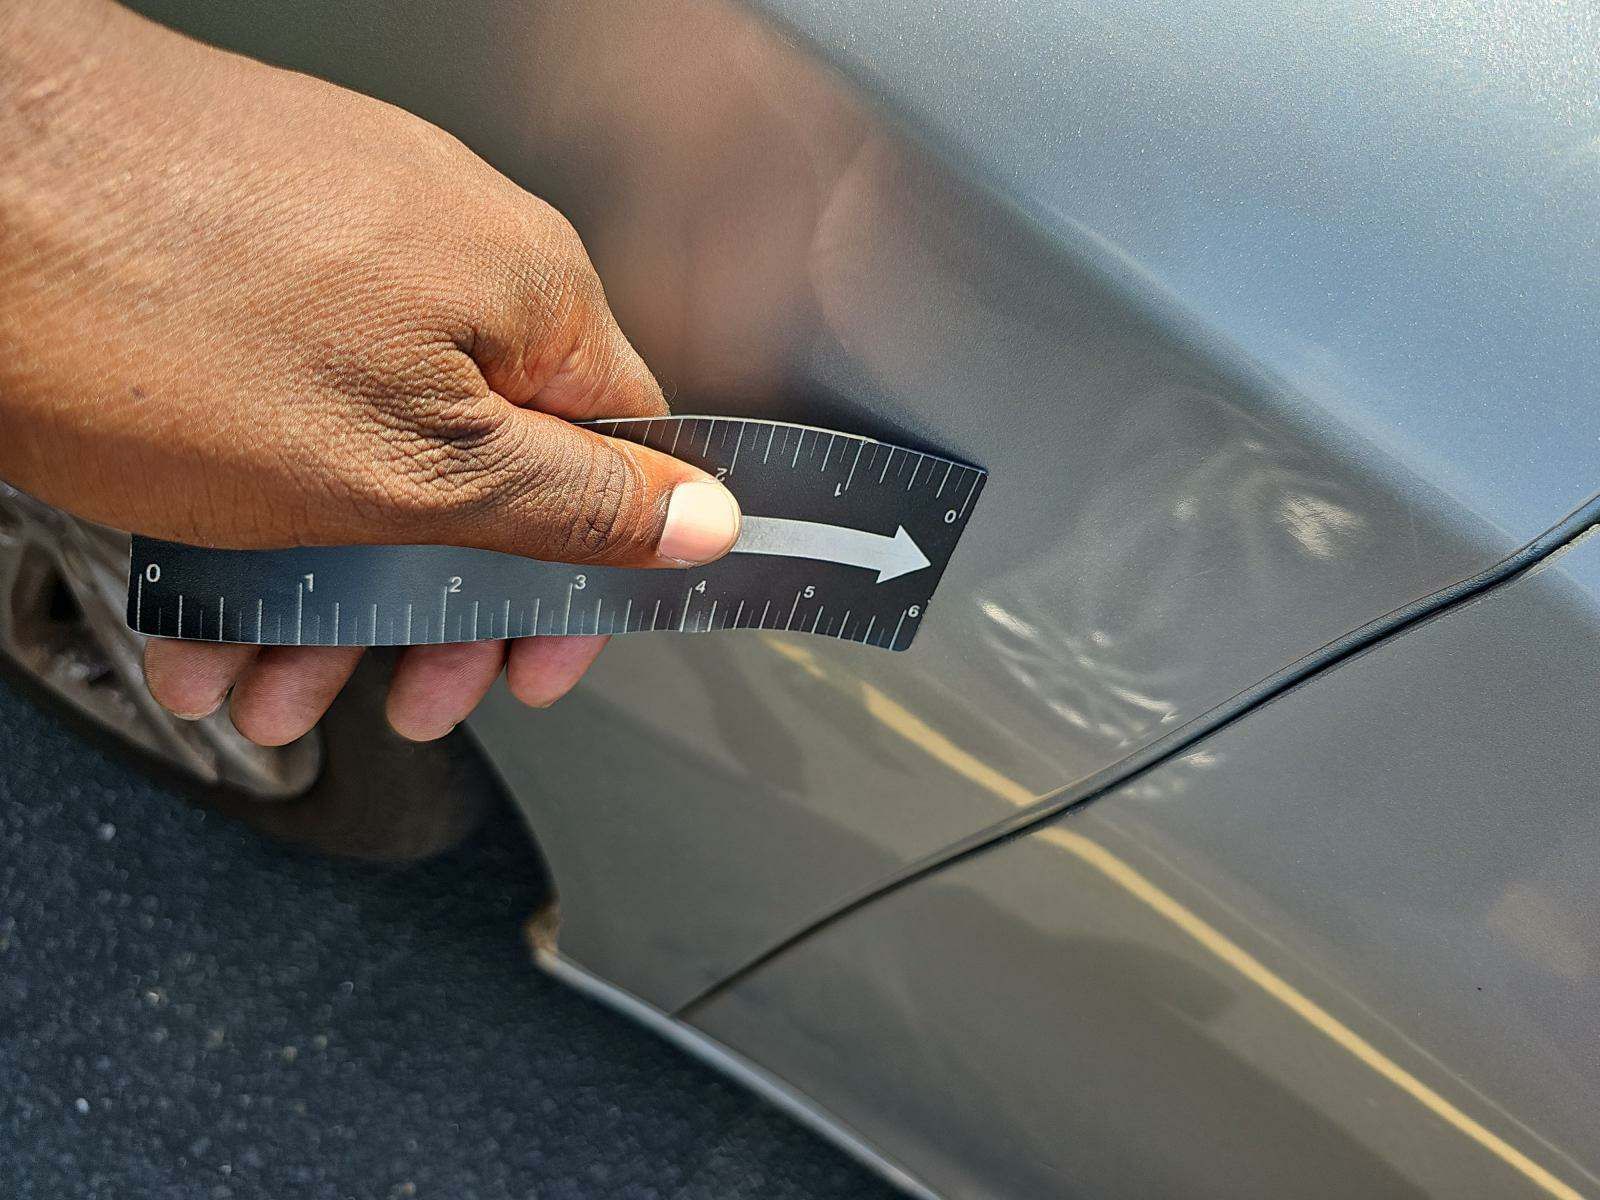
(427, 409, 743, 568)
(435, 203, 740, 565)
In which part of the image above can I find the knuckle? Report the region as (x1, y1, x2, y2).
(385, 104, 478, 172)
(539, 208, 588, 262)
(529, 212, 601, 313)
(552, 442, 646, 562)
(414, 117, 471, 160)
(542, 250, 598, 327)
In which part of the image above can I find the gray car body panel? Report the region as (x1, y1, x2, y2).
(456, 0, 1600, 1008)
(692, 528, 1600, 1200)
(134, 0, 1600, 1192)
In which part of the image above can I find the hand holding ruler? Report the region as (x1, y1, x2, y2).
(127, 416, 985, 653)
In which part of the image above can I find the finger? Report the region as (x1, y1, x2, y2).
(425, 411, 742, 569)
(228, 646, 364, 746)
(474, 214, 668, 421)
(521, 279, 667, 422)
(385, 640, 508, 741)
(507, 635, 608, 709)
(144, 639, 259, 719)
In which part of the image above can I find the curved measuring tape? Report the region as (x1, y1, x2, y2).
(126, 416, 986, 653)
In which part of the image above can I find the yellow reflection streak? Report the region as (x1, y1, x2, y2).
(765, 638, 1586, 1200)
(1039, 827, 1585, 1200)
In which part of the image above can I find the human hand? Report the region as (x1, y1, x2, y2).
(0, 0, 740, 743)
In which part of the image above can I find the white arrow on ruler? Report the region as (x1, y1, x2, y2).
(730, 515, 931, 583)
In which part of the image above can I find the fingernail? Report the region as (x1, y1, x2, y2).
(658, 480, 741, 565)
(171, 690, 228, 721)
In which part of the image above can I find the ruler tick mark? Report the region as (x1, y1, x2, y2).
(937, 460, 954, 497)
(906, 453, 925, 490)
(844, 441, 866, 492)
(958, 469, 981, 518)
(879, 448, 895, 483)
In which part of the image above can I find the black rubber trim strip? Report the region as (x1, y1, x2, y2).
(678, 490, 1600, 1018)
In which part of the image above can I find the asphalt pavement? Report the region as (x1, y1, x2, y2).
(0, 665, 900, 1200)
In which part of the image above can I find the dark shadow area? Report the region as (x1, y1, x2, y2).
(0, 673, 900, 1200)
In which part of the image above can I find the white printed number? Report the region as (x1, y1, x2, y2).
(804, 585, 816, 599)
(908, 605, 921, 617)
(448, 576, 463, 593)
(144, 564, 161, 583)
(573, 574, 587, 590)
(303, 573, 315, 592)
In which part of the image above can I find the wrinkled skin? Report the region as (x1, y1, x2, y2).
(0, 0, 740, 743)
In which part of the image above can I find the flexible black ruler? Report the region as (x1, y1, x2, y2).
(127, 416, 985, 653)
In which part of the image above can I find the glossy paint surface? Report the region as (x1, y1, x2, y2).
(694, 529, 1600, 1199)
(140, 0, 1600, 1012)
(755, 0, 1600, 538)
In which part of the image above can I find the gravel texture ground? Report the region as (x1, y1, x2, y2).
(0, 665, 898, 1200)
